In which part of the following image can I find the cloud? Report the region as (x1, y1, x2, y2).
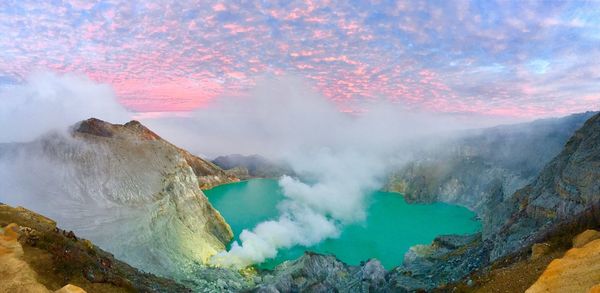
(145, 75, 473, 158)
(1, 1, 598, 117)
(0, 71, 130, 142)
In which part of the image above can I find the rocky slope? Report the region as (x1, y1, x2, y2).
(77, 118, 238, 189)
(386, 111, 596, 214)
(486, 111, 600, 260)
(1, 221, 71, 293)
(0, 203, 189, 292)
(390, 111, 600, 291)
(255, 253, 387, 292)
(0, 118, 233, 281)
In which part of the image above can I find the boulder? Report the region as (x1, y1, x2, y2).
(531, 243, 551, 260)
(573, 229, 600, 248)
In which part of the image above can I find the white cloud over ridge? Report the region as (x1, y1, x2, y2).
(0, 71, 129, 143)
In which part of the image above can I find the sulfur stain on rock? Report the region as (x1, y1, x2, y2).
(527, 238, 600, 293)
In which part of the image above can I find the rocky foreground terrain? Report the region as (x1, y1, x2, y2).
(526, 229, 600, 293)
(2, 112, 599, 292)
(0, 204, 190, 292)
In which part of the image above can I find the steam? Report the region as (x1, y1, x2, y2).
(210, 150, 385, 268)
(0, 71, 129, 143)
(145, 76, 472, 268)
(0, 71, 498, 270)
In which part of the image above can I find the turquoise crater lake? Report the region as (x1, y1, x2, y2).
(205, 179, 480, 269)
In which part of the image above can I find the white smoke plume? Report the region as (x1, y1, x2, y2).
(145, 76, 474, 268)
(0, 71, 503, 270)
(0, 71, 130, 143)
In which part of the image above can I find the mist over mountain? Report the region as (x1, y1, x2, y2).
(0, 72, 129, 143)
(386, 111, 597, 213)
(0, 118, 234, 281)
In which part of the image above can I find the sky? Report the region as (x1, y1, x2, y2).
(1, 0, 599, 118)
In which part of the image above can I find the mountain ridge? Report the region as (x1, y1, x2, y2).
(386, 111, 597, 214)
(74, 118, 239, 189)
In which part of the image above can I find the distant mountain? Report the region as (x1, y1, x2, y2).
(0, 118, 234, 280)
(212, 154, 293, 179)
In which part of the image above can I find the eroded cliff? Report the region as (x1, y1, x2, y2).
(386, 111, 596, 214)
(398, 111, 600, 291)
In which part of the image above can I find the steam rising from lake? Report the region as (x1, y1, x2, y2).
(0, 72, 494, 269)
(146, 76, 471, 268)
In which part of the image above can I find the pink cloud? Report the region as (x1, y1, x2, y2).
(223, 23, 254, 34)
(212, 3, 226, 12)
(1, 0, 597, 119)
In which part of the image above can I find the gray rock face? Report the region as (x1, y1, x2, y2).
(386, 111, 596, 215)
(247, 236, 486, 292)
(486, 111, 600, 260)
(256, 253, 387, 293)
(385, 234, 488, 292)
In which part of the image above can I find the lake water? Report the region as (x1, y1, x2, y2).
(205, 178, 480, 269)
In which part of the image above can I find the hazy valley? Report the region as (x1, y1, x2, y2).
(0, 111, 598, 292)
